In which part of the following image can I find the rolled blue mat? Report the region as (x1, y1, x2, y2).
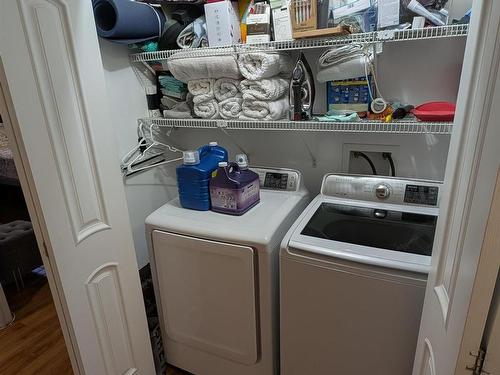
(93, 0, 165, 44)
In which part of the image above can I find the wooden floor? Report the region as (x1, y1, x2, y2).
(0, 277, 73, 375)
(0, 274, 193, 375)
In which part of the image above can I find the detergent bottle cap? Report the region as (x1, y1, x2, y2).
(218, 161, 228, 167)
(209, 141, 218, 147)
(183, 150, 200, 165)
(235, 154, 249, 169)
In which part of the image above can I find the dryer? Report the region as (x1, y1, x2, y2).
(146, 167, 309, 375)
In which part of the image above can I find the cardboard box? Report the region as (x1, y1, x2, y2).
(205, 0, 241, 47)
(246, 6, 271, 44)
(290, 0, 317, 34)
(327, 77, 372, 113)
(272, 6, 293, 41)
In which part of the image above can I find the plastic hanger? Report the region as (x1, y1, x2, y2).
(121, 121, 184, 176)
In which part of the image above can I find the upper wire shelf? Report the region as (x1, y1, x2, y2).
(142, 117, 453, 134)
(130, 24, 468, 63)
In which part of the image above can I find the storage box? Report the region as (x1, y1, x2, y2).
(326, 76, 372, 113)
(272, 6, 293, 41)
(246, 4, 271, 44)
(290, 0, 317, 35)
(204, 0, 241, 47)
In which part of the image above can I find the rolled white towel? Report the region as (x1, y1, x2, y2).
(188, 78, 214, 97)
(167, 52, 242, 83)
(240, 78, 289, 101)
(237, 52, 293, 80)
(214, 78, 241, 101)
(194, 98, 220, 119)
(219, 97, 243, 119)
(242, 97, 289, 120)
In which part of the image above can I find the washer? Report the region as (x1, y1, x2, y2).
(146, 167, 309, 375)
(280, 173, 442, 375)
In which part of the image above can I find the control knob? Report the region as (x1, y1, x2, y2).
(375, 184, 391, 200)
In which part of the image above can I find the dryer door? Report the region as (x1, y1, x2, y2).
(152, 230, 258, 365)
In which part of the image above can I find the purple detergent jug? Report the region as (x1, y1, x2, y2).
(209, 160, 260, 215)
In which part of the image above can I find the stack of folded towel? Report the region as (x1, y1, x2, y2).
(166, 51, 293, 120)
(238, 52, 292, 121)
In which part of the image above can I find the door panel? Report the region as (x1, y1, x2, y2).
(0, 1, 155, 374)
(18, 0, 110, 243)
(152, 231, 258, 365)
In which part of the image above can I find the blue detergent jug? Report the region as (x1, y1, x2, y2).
(176, 142, 228, 211)
(209, 160, 260, 215)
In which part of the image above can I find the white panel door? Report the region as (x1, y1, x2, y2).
(412, 1, 500, 374)
(152, 230, 258, 365)
(0, 1, 155, 374)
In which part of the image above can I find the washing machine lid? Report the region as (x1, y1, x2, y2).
(146, 190, 308, 246)
(287, 196, 439, 273)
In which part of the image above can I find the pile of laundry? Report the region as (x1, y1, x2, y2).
(164, 51, 293, 120)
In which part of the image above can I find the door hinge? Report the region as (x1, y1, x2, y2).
(466, 348, 490, 375)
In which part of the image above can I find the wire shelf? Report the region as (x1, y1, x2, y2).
(130, 24, 468, 63)
(141, 117, 453, 134)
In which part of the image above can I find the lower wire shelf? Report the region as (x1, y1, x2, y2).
(141, 117, 453, 134)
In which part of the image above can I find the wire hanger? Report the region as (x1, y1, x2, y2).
(121, 121, 184, 177)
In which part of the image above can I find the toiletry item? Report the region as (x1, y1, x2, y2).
(146, 86, 161, 117)
(204, 0, 241, 46)
(176, 142, 228, 211)
(407, 0, 445, 26)
(210, 161, 260, 215)
(289, 52, 315, 120)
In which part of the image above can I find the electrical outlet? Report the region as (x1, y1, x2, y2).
(342, 143, 400, 176)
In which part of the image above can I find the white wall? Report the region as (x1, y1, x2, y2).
(100, 40, 178, 269)
(100, 36, 465, 268)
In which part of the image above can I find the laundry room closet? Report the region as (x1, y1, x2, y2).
(4, 0, 500, 374)
(95, 0, 473, 373)
(97, 2, 470, 270)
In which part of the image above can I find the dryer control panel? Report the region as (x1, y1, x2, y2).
(252, 167, 301, 192)
(321, 174, 442, 207)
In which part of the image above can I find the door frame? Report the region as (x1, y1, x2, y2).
(0, 58, 81, 374)
(0, 5, 498, 375)
(455, 171, 500, 374)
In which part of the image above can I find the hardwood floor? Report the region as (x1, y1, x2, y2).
(0, 276, 72, 375)
(0, 274, 194, 375)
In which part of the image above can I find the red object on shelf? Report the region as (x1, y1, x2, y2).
(412, 101, 456, 122)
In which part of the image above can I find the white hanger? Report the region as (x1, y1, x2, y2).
(121, 121, 184, 176)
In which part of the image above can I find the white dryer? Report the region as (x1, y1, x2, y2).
(146, 167, 309, 375)
(280, 174, 442, 375)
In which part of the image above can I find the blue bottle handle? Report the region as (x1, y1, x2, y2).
(197, 145, 211, 159)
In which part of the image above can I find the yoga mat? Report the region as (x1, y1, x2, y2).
(93, 0, 166, 44)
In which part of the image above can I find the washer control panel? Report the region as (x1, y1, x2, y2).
(252, 167, 301, 192)
(321, 174, 442, 206)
